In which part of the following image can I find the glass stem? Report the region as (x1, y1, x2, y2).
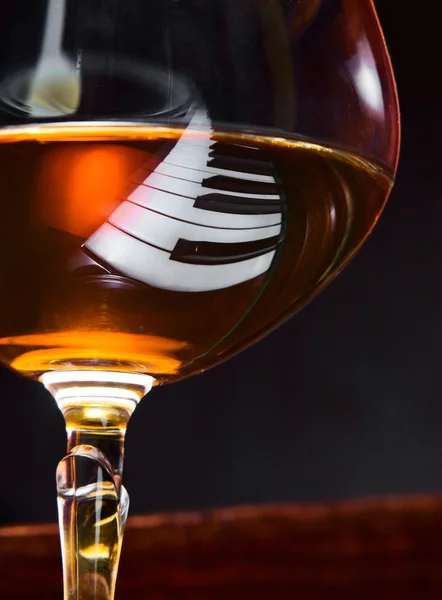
(41, 371, 154, 600)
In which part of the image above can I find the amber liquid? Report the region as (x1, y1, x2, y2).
(0, 123, 393, 382)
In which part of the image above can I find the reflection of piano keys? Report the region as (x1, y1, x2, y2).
(80, 110, 286, 292)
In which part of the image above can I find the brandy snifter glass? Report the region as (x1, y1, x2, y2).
(0, 1, 399, 598)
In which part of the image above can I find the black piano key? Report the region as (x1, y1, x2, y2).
(209, 143, 272, 162)
(170, 234, 284, 266)
(207, 154, 274, 177)
(194, 193, 285, 215)
(201, 175, 282, 195)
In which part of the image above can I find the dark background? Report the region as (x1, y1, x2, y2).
(0, 0, 439, 525)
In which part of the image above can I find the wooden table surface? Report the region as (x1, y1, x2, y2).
(1, 495, 442, 599)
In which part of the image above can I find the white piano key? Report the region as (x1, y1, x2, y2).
(86, 223, 275, 292)
(172, 115, 213, 145)
(187, 108, 212, 127)
(109, 202, 281, 251)
(127, 185, 282, 229)
(139, 172, 280, 201)
(166, 141, 260, 158)
(157, 159, 275, 183)
(172, 133, 213, 148)
(166, 141, 215, 157)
